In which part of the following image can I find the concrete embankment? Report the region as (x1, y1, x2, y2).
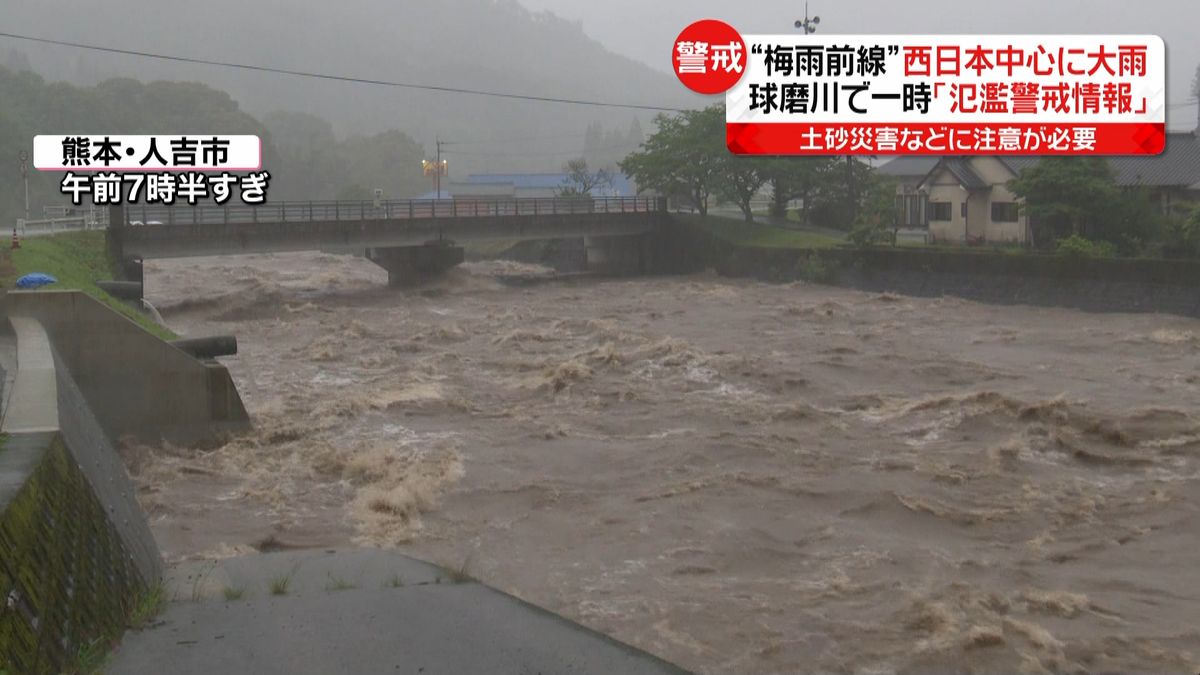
(1, 287, 692, 674)
(663, 217, 1200, 317)
(109, 549, 687, 675)
(0, 287, 251, 672)
(6, 290, 249, 446)
(0, 315, 162, 674)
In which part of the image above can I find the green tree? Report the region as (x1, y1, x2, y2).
(620, 105, 725, 216)
(1159, 206, 1200, 258)
(802, 157, 879, 230)
(711, 151, 770, 222)
(620, 105, 885, 225)
(335, 130, 426, 200)
(262, 111, 341, 200)
(626, 117, 645, 148)
(336, 183, 374, 201)
(760, 157, 837, 222)
(1007, 157, 1123, 247)
(263, 115, 427, 201)
(847, 174, 900, 246)
(0, 66, 275, 223)
(3, 49, 32, 73)
(559, 158, 612, 196)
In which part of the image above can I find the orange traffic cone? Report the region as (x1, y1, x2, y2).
(10, 229, 19, 250)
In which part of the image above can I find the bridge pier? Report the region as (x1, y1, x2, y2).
(584, 234, 652, 276)
(366, 243, 465, 286)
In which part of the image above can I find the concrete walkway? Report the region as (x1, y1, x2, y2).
(4, 317, 57, 433)
(109, 549, 688, 675)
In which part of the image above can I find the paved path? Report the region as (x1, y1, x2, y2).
(109, 549, 688, 675)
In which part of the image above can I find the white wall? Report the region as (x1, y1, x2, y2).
(922, 158, 1029, 245)
(971, 157, 1028, 244)
(926, 177, 966, 243)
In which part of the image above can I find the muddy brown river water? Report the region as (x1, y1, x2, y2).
(135, 251, 1200, 674)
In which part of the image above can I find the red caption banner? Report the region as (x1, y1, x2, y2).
(672, 21, 1166, 156)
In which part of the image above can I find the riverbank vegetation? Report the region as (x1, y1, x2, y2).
(623, 104, 1200, 261)
(620, 105, 895, 230)
(676, 214, 841, 249)
(0, 65, 429, 225)
(0, 231, 175, 339)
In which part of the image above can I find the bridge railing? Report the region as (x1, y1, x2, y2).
(16, 215, 108, 237)
(121, 196, 664, 227)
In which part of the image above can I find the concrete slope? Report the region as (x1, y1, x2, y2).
(109, 549, 688, 675)
(5, 317, 57, 433)
(7, 290, 249, 446)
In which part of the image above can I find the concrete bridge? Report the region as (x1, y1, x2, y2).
(109, 197, 668, 285)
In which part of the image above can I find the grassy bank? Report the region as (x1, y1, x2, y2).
(0, 231, 176, 340)
(677, 213, 843, 249)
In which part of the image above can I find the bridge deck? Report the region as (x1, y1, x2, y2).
(113, 197, 666, 259)
(124, 196, 662, 226)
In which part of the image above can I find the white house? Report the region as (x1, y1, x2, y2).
(919, 155, 1031, 244)
(880, 130, 1200, 245)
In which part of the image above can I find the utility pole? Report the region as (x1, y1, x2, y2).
(794, 2, 820, 34)
(17, 150, 28, 221)
(846, 155, 856, 223)
(793, 7, 854, 222)
(422, 140, 451, 198)
(795, 4, 848, 224)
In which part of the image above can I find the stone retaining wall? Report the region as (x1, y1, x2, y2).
(662, 218, 1200, 317)
(0, 315, 160, 674)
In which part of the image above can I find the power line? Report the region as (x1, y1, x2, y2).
(442, 142, 641, 159)
(0, 31, 688, 113)
(445, 132, 595, 146)
(10, 30, 1188, 124)
(446, 133, 643, 149)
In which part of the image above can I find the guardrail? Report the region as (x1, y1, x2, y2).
(122, 196, 665, 227)
(16, 215, 108, 237)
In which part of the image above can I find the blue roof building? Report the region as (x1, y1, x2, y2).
(464, 173, 635, 198)
(416, 189, 454, 200)
(418, 172, 637, 200)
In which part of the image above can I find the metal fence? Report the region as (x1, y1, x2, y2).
(120, 196, 664, 227)
(15, 215, 108, 238)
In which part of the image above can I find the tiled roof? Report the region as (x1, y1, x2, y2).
(893, 133, 1200, 190)
(996, 157, 1040, 175)
(1109, 133, 1200, 187)
(449, 182, 514, 197)
(466, 173, 570, 189)
(466, 172, 636, 196)
(920, 157, 990, 190)
(1000, 133, 1200, 187)
(876, 156, 939, 178)
(943, 158, 990, 189)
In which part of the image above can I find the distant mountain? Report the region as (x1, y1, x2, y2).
(0, 65, 444, 213)
(3, 0, 702, 174)
(0, 68, 283, 221)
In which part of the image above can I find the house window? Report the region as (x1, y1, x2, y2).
(895, 194, 927, 227)
(930, 202, 952, 221)
(991, 202, 1020, 222)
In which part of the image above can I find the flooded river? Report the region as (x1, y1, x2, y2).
(135, 251, 1200, 674)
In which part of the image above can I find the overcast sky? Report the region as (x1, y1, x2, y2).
(520, 0, 1200, 129)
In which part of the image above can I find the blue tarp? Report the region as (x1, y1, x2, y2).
(15, 273, 57, 289)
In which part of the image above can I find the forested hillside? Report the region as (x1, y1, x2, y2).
(4, 0, 697, 174)
(0, 67, 432, 222)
